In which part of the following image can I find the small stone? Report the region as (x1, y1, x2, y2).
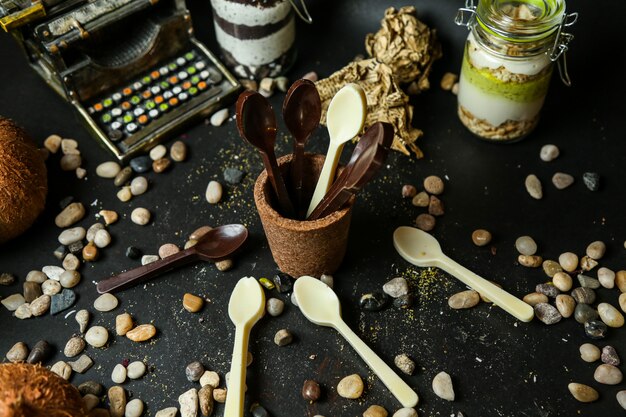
(552, 172, 574, 189)
(301, 379, 321, 402)
(250, 403, 269, 417)
(394, 354, 415, 375)
(23, 281, 42, 302)
(552, 272, 573, 291)
(125, 398, 144, 417)
(26, 270, 47, 283)
(275, 76, 289, 92)
(518, 255, 543, 268)
(78, 381, 104, 396)
(448, 290, 480, 309)
(63, 253, 81, 271)
(64, 336, 86, 357)
(213, 388, 227, 403)
(42, 280, 61, 295)
(440, 72, 458, 90)
(159, 243, 180, 258)
(130, 155, 152, 173)
(555, 294, 575, 318)
(44, 134, 62, 153)
(190, 226, 212, 240)
(86, 223, 105, 242)
(116, 313, 134, 336)
(594, 364, 623, 385)
(601, 346, 620, 366)
(540, 144, 559, 161)
(471, 229, 492, 246)
(6, 342, 28, 362)
(205, 181, 223, 204)
(274, 329, 293, 346)
(383, 277, 409, 298)
(29, 295, 50, 316)
(199, 385, 214, 416)
(112, 363, 127, 384)
(126, 246, 141, 259)
(320, 274, 334, 288)
(542, 260, 562, 278)
(185, 361, 205, 382)
(302, 71, 318, 81)
(210, 108, 229, 126)
(109, 386, 126, 417)
(580, 343, 601, 362)
(585, 320, 608, 339)
(363, 405, 388, 417)
(598, 267, 615, 289)
(266, 298, 285, 317)
(584, 241, 606, 260)
(575, 303, 598, 324)
(360, 292, 390, 311)
(259, 77, 275, 95)
(94, 229, 112, 249)
(129, 176, 148, 196)
(85, 326, 108, 347)
(620, 293, 626, 313)
(337, 374, 364, 399)
(583, 172, 600, 191)
(75, 167, 87, 179)
(153, 157, 171, 173)
(0, 272, 15, 286)
(200, 371, 220, 388)
(598, 303, 624, 328)
(223, 167, 244, 185)
(149, 144, 167, 161)
(240, 79, 258, 91)
(70, 243, 87, 256)
(114, 166, 133, 187)
(558, 252, 578, 272)
(402, 185, 417, 198)
(515, 236, 537, 256)
(27, 340, 52, 364)
(60, 154, 82, 171)
(183, 293, 204, 313)
(568, 383, 599, 402)
(69, 354, 94, 373)
(61, 139, 79, 155)
(428, 195, 445, 216)
(534, 303, 561, 325)
(393, 293, 414, 308)
(581, 256, 598, 272)
(60, 270, 81, 288)
(535, 283, 559, 298)
(141, 255, 159, 265)
(94, 293, 119, 312)
(617, 271, 626, 292)
(170, 140, 187, 162)
(131, 208, 151, 225)
(571, 287, 596, 304)
(617, 391, 626, 410)
(127, 361, 147, 379)
(415, 213, 436, 231)
(96, 161, 121, 178)
(117, 186, 132, 202)
(179, 388, 198, 417)
(423, 175, 444, 195)
(155, 408, 178, 417)
(76, 309, 90, 333)
(525, 174, 542, 199)
(58, 227, 86, 245)
(15, 304, 32, 319)
(273, 273, 294, 293)
(55, 202, 85, 228)
(50, 361, 72, 380)
(215, 259, 233, 271)
(82, 243, 99, 262)
(2, 293, 25, 311)
(392, 408, 418, 417)
(126, 324, 156, 342)
(432, 371, 455, 401)
(578, 274, 601, 289)
(411, 191, 429, 207)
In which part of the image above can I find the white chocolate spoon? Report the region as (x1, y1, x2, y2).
(393, 226, 534, 322)
(294, 276, 419, 408)
(224, 277, 265, 417)
(306, 83, 366, 217)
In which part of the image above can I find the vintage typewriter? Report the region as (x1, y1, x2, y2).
(0, 0, 240, 160)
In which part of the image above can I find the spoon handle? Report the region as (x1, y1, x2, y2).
(333, 319, 419, 408)
(290, 141, 306, 218)
(96, 249, 198, 294)
(437, 256, 534, 322)
(262, 150, 295, 218)
(307, 141, 344, 217)
(224, 324, 250, 417)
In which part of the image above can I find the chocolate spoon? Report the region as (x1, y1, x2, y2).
(236, 91, 295, 218)
(283, 79, 321, 218)
(308, 122, 393, 220)
(96, 224, 248, 294)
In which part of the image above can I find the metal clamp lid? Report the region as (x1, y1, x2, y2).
(551, 12, 578, 86)
(454, 0, 476, 28)
(287, 0, 312, 24)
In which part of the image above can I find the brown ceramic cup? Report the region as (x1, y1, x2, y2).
(254, 153, 354, 278)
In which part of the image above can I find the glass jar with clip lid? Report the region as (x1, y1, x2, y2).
(455, 0, 577, 142)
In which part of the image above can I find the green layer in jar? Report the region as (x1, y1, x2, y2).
(461, 47, 553, 103)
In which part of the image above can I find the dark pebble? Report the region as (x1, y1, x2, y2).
(582, 172, 600, 191)
(0, 272, 15, 286)
(186, 361, 204, 382)
(59, 196, 74, 210)
(536, 283, 559, 298)
(223, 168, 245, 185)
(51, 289, 76, 315)
(585, 320, 608, 339)
(534, 303, 562, 325)
(571, 287, 596, 304)
(23, 281, 42, 302)
(114, 166, 133, 187)
(126, 246, 142, 260)
(68, 241, 84, 254)
(393, 293, 414, 309)
(601, 346, 620, 366)
(26, 340, 52, 364)
(273, 273, 294, 293)
(78, 380, 105, 396)
(250, 403, 270, 417)
(359, 292, 390, 311)
(130, 155, 152, 173)
(574, 303, 599, 324)
(53, 245, 68, 260)
(577, 274, 601, 289)
(302, 379, 321, 402)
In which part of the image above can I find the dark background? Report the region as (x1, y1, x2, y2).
(1, 1, 626, 416)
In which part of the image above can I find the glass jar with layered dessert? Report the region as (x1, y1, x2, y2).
(455, 0, 576, 142)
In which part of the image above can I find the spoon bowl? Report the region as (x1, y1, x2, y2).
(195, 224, 249, 261)
(392, 225, 443, 267)
(228, 276, 266, 325)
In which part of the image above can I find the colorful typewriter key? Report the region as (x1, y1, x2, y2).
(126, 123, 138, 133)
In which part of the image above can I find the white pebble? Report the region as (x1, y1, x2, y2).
(210, 108, 229, 127)
(58, 227, 86, 245)
(130, 176, 149, 196)
(61, 138, 79, 155)
(131, 208, 151, 225)
(85, 326, 109, 347)
(117, 186, 133, 202)
(94, 229, 112, 248)
(111, 363, 127, 384)
(96, 161, 122, 178)
(580, 343, 601, 362)
(44, 134, 62, 153)
(525, 174, 543, 199)
(432, 371, 455, 401)
(127, 361, 147, 379)
(86, 223, 105, 242)
(617, 391, 626, 410)
(59, 270, 81, 288)
(141, 255, 160, 265)
(94, 293, 119, 312)
(598, 267, 615, 289)
(125, 398, 144, 417)
(540, 144, 560, 161)
(42, 265, 65, 281)
(76, 167, 87, 179)
(42, 279, 62, 295)
(205, 181, 223, 204)
(149, 144, 167, 161)
(200, 370, 220, 388)
(155, 408, 178, 417)
(178, 388, 198, 417)
(392, 408, 418, 417)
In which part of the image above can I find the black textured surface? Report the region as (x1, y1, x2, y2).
(1, 1, 626, 416)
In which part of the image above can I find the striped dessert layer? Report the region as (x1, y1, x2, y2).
(210, 0, 291, 26)
(212, 5, 292, 40)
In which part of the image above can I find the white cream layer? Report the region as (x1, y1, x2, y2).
(210, 0, 292, 26)
(213, 16, 295, 66)
(458, 70, 544, 126)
